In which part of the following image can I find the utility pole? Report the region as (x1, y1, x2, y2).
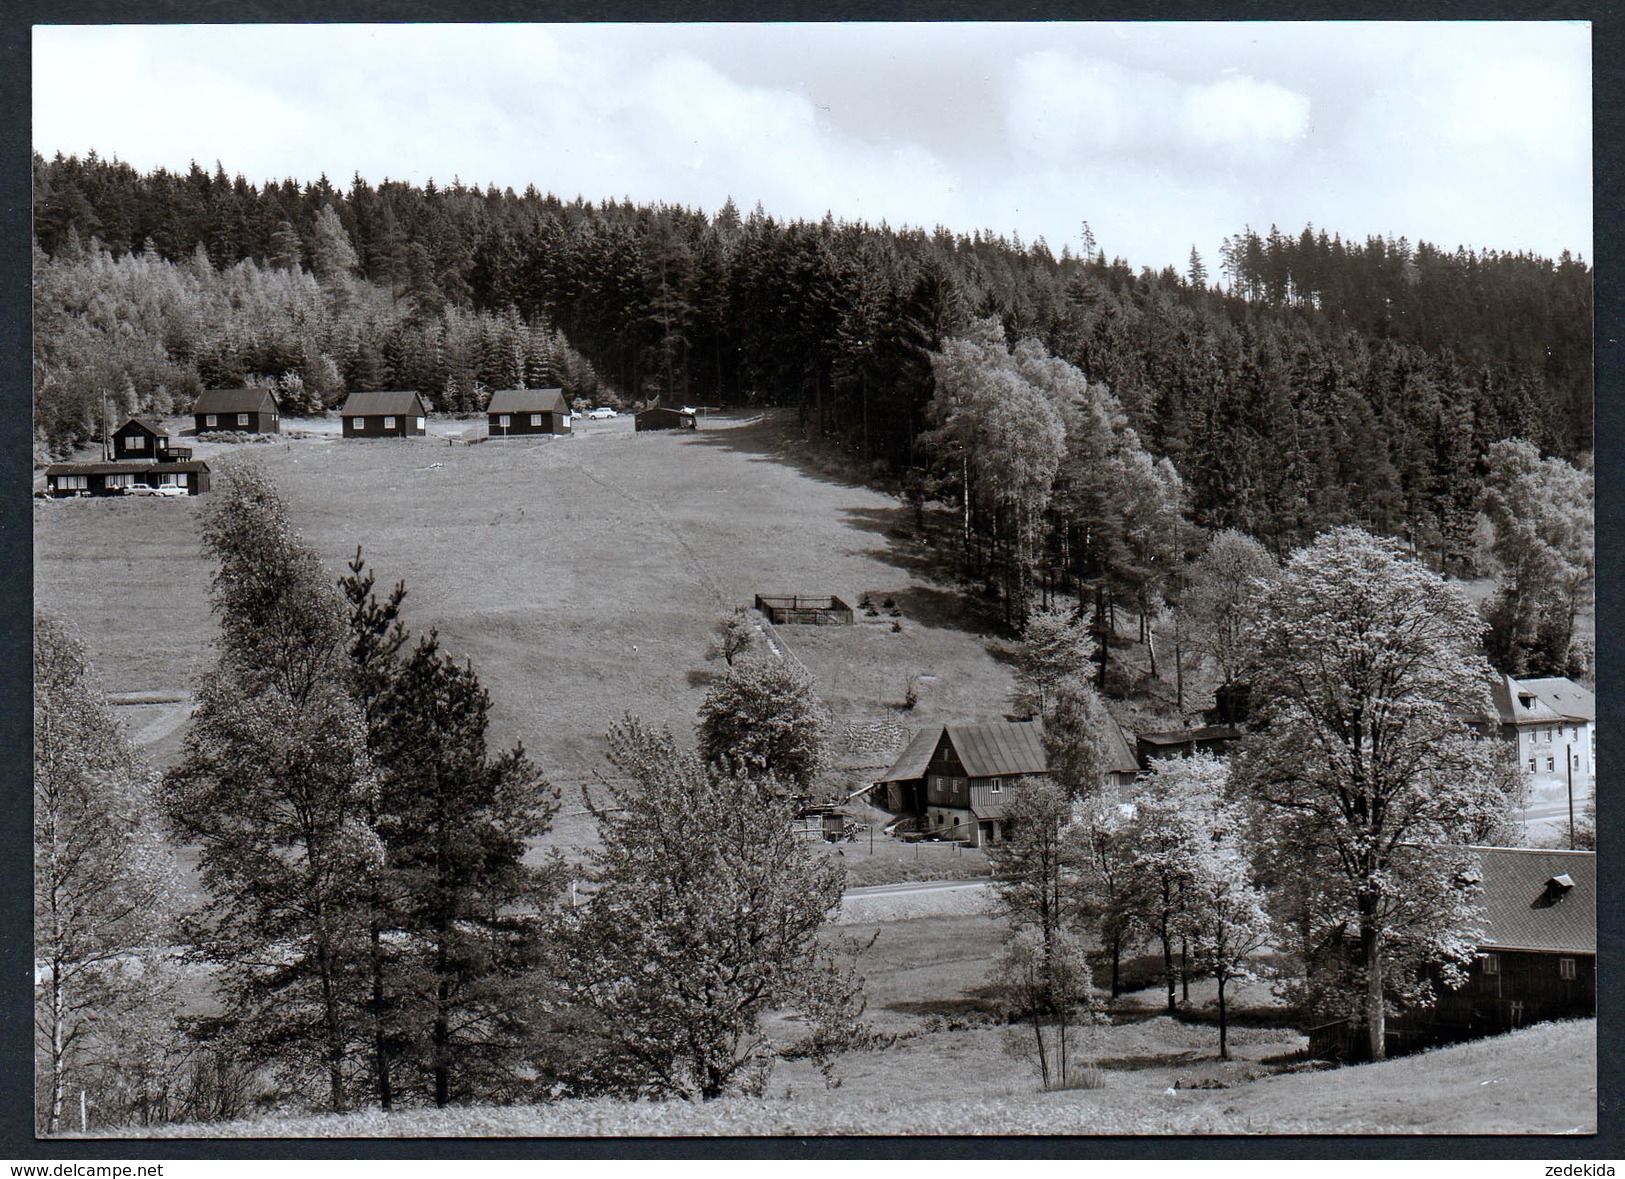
(1566, 743, 1575, 849)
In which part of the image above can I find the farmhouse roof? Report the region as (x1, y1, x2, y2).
(1485, 674, 1565, 727)
(1518, 678, 1595, 724)
(193, 387, 279, 415)
(339, 391, 428, 417)
(118, 416, 170, 437)
(45, 460, 210, 476)
(943, 721, 1048, 779)
(1472, 847, 1594, 955)
(487, 388, 568, 414)
(876, 726, 942, 783)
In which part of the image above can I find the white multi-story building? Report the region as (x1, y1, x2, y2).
(1485, 674, 1595, 809)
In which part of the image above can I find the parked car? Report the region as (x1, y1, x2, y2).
(122, 484, 158, 496)
(586, 407, 618, 419)
(152, 484, 188, 497)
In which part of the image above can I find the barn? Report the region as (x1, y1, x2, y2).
(635, 404, 697, 432)
(1310, 847, 1595, 1060)
(340, 391, 429, 438)
(111, 416, 189, 461)
(44, 459, 211, 497)
(486, 388, 572, 436)
(193, 387, 281, 434)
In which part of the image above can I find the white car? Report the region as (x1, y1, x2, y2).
(152, 484, 188, 497)
(586, 407, 618, 420)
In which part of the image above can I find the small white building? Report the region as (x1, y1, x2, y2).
(1484, 674, 1595, 809)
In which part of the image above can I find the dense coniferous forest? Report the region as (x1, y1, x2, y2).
(34, 152, 1591, 560)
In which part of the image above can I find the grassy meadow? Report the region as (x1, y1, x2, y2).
(35, 410, 1019, 851)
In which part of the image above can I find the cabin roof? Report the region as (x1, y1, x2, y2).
(117, 416, 170, 437)
(193, 387, 279, 414)
(45, 460, 210, 475)
(339, 391, 427, 416)
(1472, 847, 1595, 954)
(487, 388, 568, 414)
(875, 725, 942, 783)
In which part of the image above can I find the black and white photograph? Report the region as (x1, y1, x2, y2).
(29, 20, 1597, 1140)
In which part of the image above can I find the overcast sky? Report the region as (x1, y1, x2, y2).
(32, 21, 1591, 273)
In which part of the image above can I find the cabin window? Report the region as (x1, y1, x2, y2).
(384, 416, 397, 429)
(106, 474, 134, 488)
(237, 413, 249, 426)
(1482, 953, 1500, 976)
(1559, 957, 1577, 980)
(56, 475, 88, 490)
(416, 417, 426, 429)
(498, 415, 511, 427)
(205, 414, 218, 427)
(168, 473, 188, 487)
(530, 414, 543, 426)
(352, 418, 364, 429)
(126, 434, 146, 450)
(990, 780, 1002, 794)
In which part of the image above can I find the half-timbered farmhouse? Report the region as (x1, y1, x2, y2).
(876, 718, 1140, 845)
(340, 391, 429, 438)
(486, 388, 572, 436)
(193, 387, 281, 434)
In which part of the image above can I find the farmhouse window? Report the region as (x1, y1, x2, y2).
(530, 414, 542, 426)
(990, 780, 1002, 794)
(416, 417, 426, 429)
(237, 413, 249, 426)
(352, 418, 364, 429)
(127, 435, 146, 449)
(1482, 953, 1500, 976)
(384, 416, 397, 429)
(498, 415, 511, 427)
(205, 414, 218, 427)
(1528, 759, 1537, 773)
(1560, 957, 1577, 980)
(1546, 757, 1555, 773)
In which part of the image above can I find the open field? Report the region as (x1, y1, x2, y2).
(35, 411, 1018, 854)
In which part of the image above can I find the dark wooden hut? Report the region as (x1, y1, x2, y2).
(112, 416, 189, 461)
(486, 388, 571, 436)
(193, 387, 281, 434)
(635, 404, 697, 432)
(340, 391, 429, 438)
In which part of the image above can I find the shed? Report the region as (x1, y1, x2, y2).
(635, 404, 698, 432)
(44, 459, 210, 497)
(1136, 724, 1246, 770)
(340, 391, 429, 438)
(486, 388, 571, 436)
(111, 416, 189, 462)
(193, 387, 281, 434)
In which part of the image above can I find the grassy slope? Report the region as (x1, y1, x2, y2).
(122, 1016, 1596, 1138)
(34, 412, 1017, 852)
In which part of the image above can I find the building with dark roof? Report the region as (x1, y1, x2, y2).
(1312, 847, 1595, 1060)
(486, 388, 571, 436)
(193, 387, 280, 434)
(1135, 724, 1246, 770)
(44, 459, 210, 497)
(1472, 673, 1594, 820)
(635, 404, 697, 432)
(340, 391, 429, 438)
(875, 718, 1140, 846)
(111, 416, 190, 461)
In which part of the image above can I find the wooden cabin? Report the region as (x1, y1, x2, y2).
(44, 459, 210, 497)
(1136, 724, 1246, 770)
(193, 387, 281, 434)
(340, 391, 429, 438)
(486, 388, 571, 436)
(1309, 847, 1595, 1061)
(112, 416, 190, 462)
(635, 404, 698, 432)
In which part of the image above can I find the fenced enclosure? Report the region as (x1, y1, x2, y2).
(754, 594, 855, 625)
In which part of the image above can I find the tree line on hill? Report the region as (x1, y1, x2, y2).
(34, 152, 1591, 563)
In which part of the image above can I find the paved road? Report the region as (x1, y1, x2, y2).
(844, 879, 990, 899)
